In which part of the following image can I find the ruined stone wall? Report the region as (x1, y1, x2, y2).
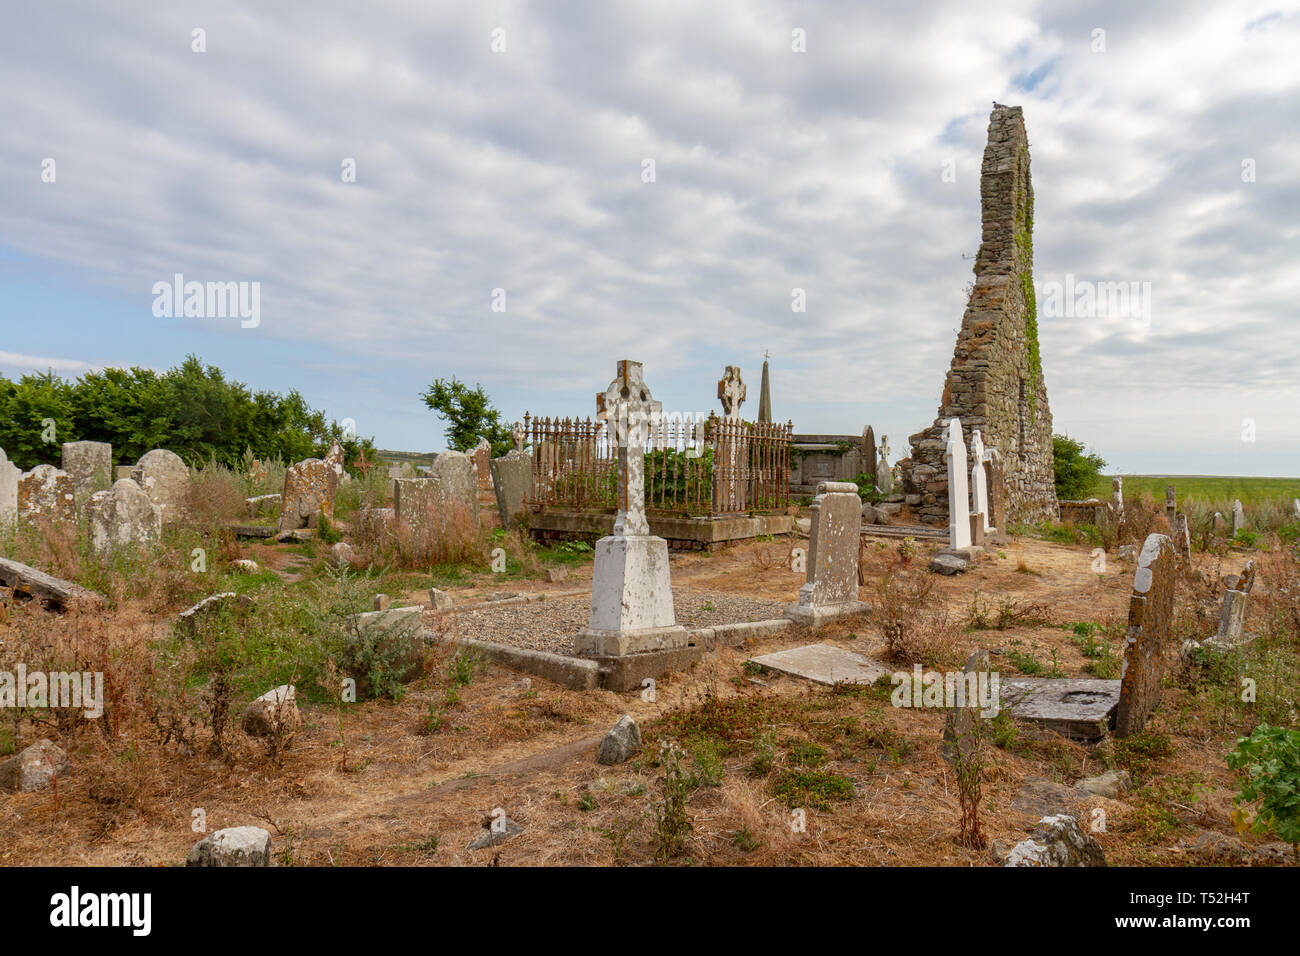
(902, 105, 1057, 527)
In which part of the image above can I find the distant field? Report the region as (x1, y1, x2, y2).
(375, 449, 438, 467)
(1089, 474, 1300, 505)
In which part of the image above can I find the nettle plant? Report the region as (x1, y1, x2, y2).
(1226, 723, 1300, 852)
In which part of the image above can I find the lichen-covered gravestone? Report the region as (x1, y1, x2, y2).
(86, 479, 162, 553)
(278, 458, 338, 532)
(394, 450, 479, 534)
(17, 464, 76, 523)
(784, 481, 867, 625)
(471, 438, 492, 486)
(0, 448, 20, 528)
(131, 449, 191, 523)
(490, 450, 533, 528)
(575, 360, 687, 657)
(61, 441, 112, 500)
(1115, 533, 1177, 737)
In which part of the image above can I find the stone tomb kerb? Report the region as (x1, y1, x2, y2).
(903, 104, 1056, 528)
(574, 360, 688, 658)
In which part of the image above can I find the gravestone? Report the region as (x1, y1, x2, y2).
(862, 426, 877, 480)
(511, 421, 526, 453)
(1293, 498, 1300, 520)
(986, 449, 1007, 533)
(945, 419, 972, 550)
(1209, 560, 1256, 648)
(490, 450, 533, 528)
(713, 366, 750, 512)
(1164, 486, 1177, 525)
(86, 479, 162, 553)
(278, 456, 338, 532)
(575, 360, 687, 657)
(324, 440, 346, 480)
(0, 448, 20, 527)
(1231, 500, 1245, 536)
(717, 365, 746, 419)
(875, 436, 893, 494)
(1112, 476, 1123, 514)
(784, 481, 867, 625)
(1213, 512, 1227, 535)
(61, 441, 112, 500)
(970, 429, 991, 532)
(1115, 533, 1177, 737)
(17, 465, 76, 523)
(471, 438, 492, 486)
(942, 649, 994, 763)
(747, 643, 885, 685)
(757, 357, 773, 424)
(131, 449, 191, 523)
(1172, 513, 1191, 559)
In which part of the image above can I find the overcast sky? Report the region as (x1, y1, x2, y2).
(1, 1, 1297, 476)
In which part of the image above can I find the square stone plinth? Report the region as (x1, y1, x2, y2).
(586, 533, 678, 633)
(782, 600, 870, 627)
(575, 624, 690, 658)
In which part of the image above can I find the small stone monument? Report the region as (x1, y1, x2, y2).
(17, 464, 76, 523)
(945, 420, 971, 550)
(717, 365, 746, 420)
(86, 479, 162, 554)
(784, 481, 867, 625)
(1164, 485, 1177, 525)
(1208, 560, 1256, 648)
(1172, 513, 1191, 559)
(61, 440, 112, 501)
(713, 366, 750, 512)
(1112, 476, 1124, 515)
(131, 449, 192, 523)
(1231, 500, 1245, 537)
(575, 361, 687, 657)
(970, 429, 991, 533)
(1115, 533, 1176, 737)
(875, 436, 892, 494)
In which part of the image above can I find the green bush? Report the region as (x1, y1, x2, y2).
(1227, 724, 1300, 849)
(1053, 434, 1106, 500)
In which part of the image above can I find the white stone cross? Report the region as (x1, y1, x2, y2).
(717, 365, 746, 420)
(597, 360, 661, 536)
(879, 435, 891, 464)
(511, 421, 525, 453)
(969, 429, 991, 532)
(945, 418, 971, 549)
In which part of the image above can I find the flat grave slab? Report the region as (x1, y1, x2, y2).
(748, 643, 887, 686)
(1000, 677, 1120, 740)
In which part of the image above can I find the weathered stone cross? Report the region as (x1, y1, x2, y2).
(597, 360, 660, 536)
(717, 365, 746, 420)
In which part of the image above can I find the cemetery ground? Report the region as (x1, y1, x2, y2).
(2, 465, 1298, 868)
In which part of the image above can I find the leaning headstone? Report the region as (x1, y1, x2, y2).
(1115, 533, 1177, 737)
(85, 479, 162, 553)
(970, 429, 991, 532)
(942, 649, 993, 764)
(784, 481, 867, 625)
(0, 556, 102, 608)
(130, 449, 191, 523)
(1231, 500, 1245, 537)
(347, 606, 426, 695)
(186, 827, 271, 867)
(176, 592, 256, 637)
(0, 740, 71, 793)
(19, 464, 76, 524)
(279, 452, 342, 532)
(490, 450, 533, 528)
(429, 450, 480, 531)
(0, 448, 20, 527)
(945, 420, 971, 550)
(1164, 486, 1177, 525)
(1208, 560, 1256, 648)
(575, 360, 687, 657)
(61, 441, 112, 501)
(1111, 476, 1123, 515)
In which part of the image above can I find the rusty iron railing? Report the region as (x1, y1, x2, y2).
(523, 412, 791, 516)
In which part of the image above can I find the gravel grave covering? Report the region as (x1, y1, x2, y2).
(441, 589, 786, 656)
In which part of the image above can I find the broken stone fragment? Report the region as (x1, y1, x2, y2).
(546, 567, 568, 583)
(597, 715, 642, 765)
(468, 817, 523, 850)
(241, 684, 301, 738)
(0, 739, 71, 793)
(929, 551, 969, 575)
(186, 826, 272, 867)
(1075, 770, 1131, 798)
(428, 587, 453, 610)
(328, 541, 355, 568)
(1004, 814, 1107, 867)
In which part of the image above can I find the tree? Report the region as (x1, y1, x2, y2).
(1052, 434, 1107, 500)
(421, 378, 513, 456)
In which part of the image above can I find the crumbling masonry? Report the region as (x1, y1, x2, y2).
(901, 104, 1057, 526)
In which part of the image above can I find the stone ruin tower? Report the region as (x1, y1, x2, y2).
(901, 104, 1057, 526)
